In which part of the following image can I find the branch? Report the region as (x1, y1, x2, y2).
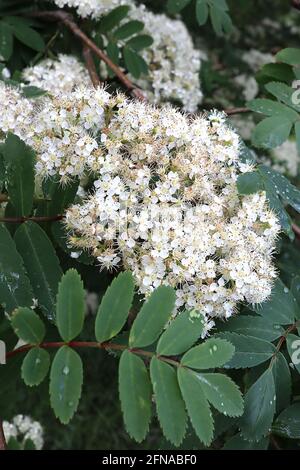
(224, 107, 250, 116)
(293, 223, 300, 240)
(0, 215, 63, 223)
(82, 44, 101, 88)
(6, 340, 180, 368)
(0, 422, 6, 451)
(28, 10, 145, 101)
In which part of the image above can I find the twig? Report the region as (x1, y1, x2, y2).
(292, 223, 300, 239)
(224, 107, 250, 116)
(82, 44, 101, 88)
(28, 10, 145, 101)
(0, 215, 63, 223)
(0, 421, 6, 451)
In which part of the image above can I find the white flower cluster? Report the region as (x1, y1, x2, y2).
(52, 0, 203, 111)
(22, 54, 91, 95)
(3, 415, 44, 450)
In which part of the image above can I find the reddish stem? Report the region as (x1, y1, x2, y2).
(0, 422, 6, 451)
(0, 215, 64, 224)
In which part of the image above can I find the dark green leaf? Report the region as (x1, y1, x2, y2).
(95, 271, 135, 343)
(49, 345, 83, 424)
(129, 286, 176, 348)
(14, 221, 62, 321)
(0, 21, 13, 60)
(119, 350, 152, 442)
(167, 0, 191, 14)
(98, 6, 130, 33)
(196, 0, 209, 25)
(217, 315, 284, 341)
(237, 172, 264, 195)
(223, 433, 269, 450)
(251, 116, 293, 149)
(126, 34, 153, 51)
(248, 98, 299, 121)
(273, 403, 300, 439)
(123, 46, 148, 79)
(181, 338, 235, 369)
(114, 20, 144, 40)
(276, 48, 300, 66)
(272, 352, 291, 412)
(11, 307, 45, 344)
(11, 23, 45, 51)
(56, 269, 85, 342)
(21, 347, 50, 386)
(150, 357, 187, 446)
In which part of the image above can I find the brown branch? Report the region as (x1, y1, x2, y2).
(224, 107, 250, 116)
(6, 340, 180, 368)
(28, 10, 145, 101)
(82, 44, 101, 88)
(0, 421, 6, 451)
(0, 215, 64, 223)
(292, 223, 300, 240)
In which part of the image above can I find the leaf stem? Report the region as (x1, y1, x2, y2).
(0, 215, 64, 223)
(0, 421, 6, 451)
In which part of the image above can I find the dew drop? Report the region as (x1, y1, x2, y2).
(62, 366, 69, 376)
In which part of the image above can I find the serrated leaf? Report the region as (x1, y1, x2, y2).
(295, 121, 300, 154)
(129, 286, 176, 348)
(56, 269, 85, 342)
(11, 307, 45, 344)
(114, 20, 144, 40)
(248, 98, 299, 121)
(0, 21, 13, 60)
(21, 85, 47, 98)
(240, 369, 276, 441)
(98, 6, 130, 33)
(95, 271, 134, 343)
(156, 310, 204, 356)
(195, 373, 243, 417)
(41, 176, 79, 217)
(276, 48, 300, 66)
(150, 357, 187, 446)
(126, 34, 153, 51)
(0, 223, 33, 313)
(217, 315, 284, 341)
(252, 278, 297, 324)
(106, 41, 119, 77)
(272, 352, 291, 412)
(258, 63, 294, 84)
(11, 22, 44, 51)
(123, 46, 148, 79)
(291, 275, 300, 314)
(49, 345, 83, 424)
(119, 350, 152, 442)
(217, 333, 275, 368)
(265, 81, 300, 114)
(236, 172, 264, 195)
(51, 221, 94, 266)
(181, 338, 235, 369)
(286, 334, 300, 374)
(196, 0, 209, 25)
(272, 403, 300, 439)
(21, 347, 50, 387)
(2, 133, 35, 216)
(14, 221, 62, 321)
(177, 367, 213, 446)
(252, 116, 293, 149)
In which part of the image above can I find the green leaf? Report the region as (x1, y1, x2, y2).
(217, 315, 284, 341)
(126, 34, 153, 51)
(49, 345, 83, 424)
(272, 403, 300, 439)
(259, 166, 300, 214)
(129, 286, 176, 348)
(2, 133, 35, 216)
(123, 46, 148, 79)
(21, 86, 47, 98)
(95, 271, 134, 343)
(119, 350, 152, 442)
(223, 433, 269, 450)
(265, 81, 300, 113)
(272, 352, 291, 412)
(240, 369, 276, 441)
(0, 21, 13, 60)
(11, 307, 45, 344)
(150, 357, 187, 446)
(291, 275, 300, 313)
(114, 20, 144, 40)
(21, 347, 50, 387)
(56, 269, 85, 342)
(236, 172, 264, 195)
(217, 333, 276, 368)
(248, 98, 299, 121)
(41, 176, 79, 217)
(11, 22, 45, 52)
(177, 367, 213, 446)
(295, 121, 300, 154)
(98, 6, 130, 33)
(167, 0, 191, 14)
(14, 221, 62, 321)
(196, 373, 243, 417)
(252, 278, 297, 324)
(196, 0, 209, 25)
(251, 116, 293, 149)
(286, 334, 300, 374)
(157, 310, 204, 356)
(181, 338, 235, 369)
(276, 48, 300, 66)
(106, 41, 120, 77)
(0, 223, 34, 313)
(257, 63, 295, 84)
(51, 221, 93, 266)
